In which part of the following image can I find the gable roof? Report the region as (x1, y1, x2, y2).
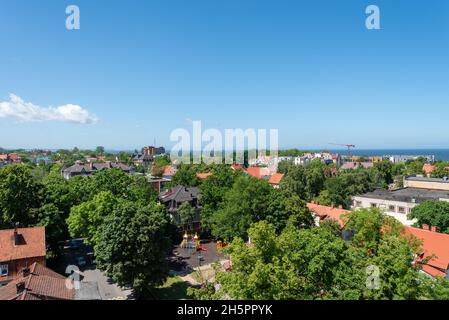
(268, 173, 284, 185)
(0, 227, 46, 262)
(0, 262, 74, 300)
(245, 167, 271, 179)
(404, 226, 449, 277)
(159, 186, 200, 203)
(62, 162, 132, 174)
(306, 203, 348, 228)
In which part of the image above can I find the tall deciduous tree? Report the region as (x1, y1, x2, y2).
(0, 164, 42, 227)
(94, 201, 171, 296)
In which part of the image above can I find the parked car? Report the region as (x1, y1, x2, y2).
(68, 239, 80, 250)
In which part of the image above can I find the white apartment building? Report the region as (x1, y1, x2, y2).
(352, 188, 449, 226)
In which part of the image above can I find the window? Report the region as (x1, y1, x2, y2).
(398, 207, 405, 214)
(370, 203, 377, 208)
(354, 201, 362, 207)
(0, 264, 8, 277)
(388, 205, 396, 212)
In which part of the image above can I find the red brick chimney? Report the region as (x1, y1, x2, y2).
(422, 224, 430, 231)
(431, 226, 437, 232)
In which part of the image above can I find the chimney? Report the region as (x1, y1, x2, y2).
(431, 226, 438, 232)
(338, 205, 343, 209)
(422, 224, 430, 231)
(16, 282, 26, 294)
(89, 162, 94, 170)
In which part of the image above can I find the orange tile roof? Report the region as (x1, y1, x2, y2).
(0, 262, 74, 300)
(404, 226, 449, 277)
(268, 173, 284, 185)
(196, 173, 213, 180)
(0, 227, 46, 262)
(245, 167, 271, 179)
(306, 203, 348, 228)
(162, 165, 177, 176)
(423, 164, 435, 174)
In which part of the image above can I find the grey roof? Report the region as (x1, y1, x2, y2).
(159, 186, 200, 203)
(131, 153, 153, 161)
(356, 188, 449, 203)
(62, 162, 132, 174)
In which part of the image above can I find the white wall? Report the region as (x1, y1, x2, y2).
(351, 196, 418, 226)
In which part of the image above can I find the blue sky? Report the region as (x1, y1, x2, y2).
(0, 0, 448, 150)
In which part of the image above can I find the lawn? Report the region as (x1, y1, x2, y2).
(150, 276, 195, 300)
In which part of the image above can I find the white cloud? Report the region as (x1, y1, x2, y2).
(0, 94, 98, 124)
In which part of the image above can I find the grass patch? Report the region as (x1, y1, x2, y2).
(151, 276, 194, 300)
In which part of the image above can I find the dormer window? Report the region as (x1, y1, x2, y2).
(0, 264, 8, 277)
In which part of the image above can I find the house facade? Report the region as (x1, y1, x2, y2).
(159, 186, 201, 232)
(0, 226, 46, 286)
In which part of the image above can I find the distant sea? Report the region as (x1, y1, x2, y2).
(323, 149, 449, 161)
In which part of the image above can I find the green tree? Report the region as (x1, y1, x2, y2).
(210, 176, 272, 240)
(265, 189, 314, 232)
(199, 166, 238, 229)
(408, 200, 449, 234)
(67, 191, 121, 246)
(0, 164, 42, 227)
(177, 202, 196, 231)
(94, 201, 171, 297)
(96, 146, 105, 155)
(168, 164, 201, 187)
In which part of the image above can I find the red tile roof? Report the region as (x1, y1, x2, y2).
(0, 262, 75, 300)
(268, 173, 284, 185)
(423, 164, 436, 175)
(196, 173, 213, 180)
(307, 204, 449, 278)
(245, 167, 271, 179)
(0, 227, 46, 262)
(404, 226, 449, 278)
(162, 165, 177, 176)
(306, 203, 348, 228)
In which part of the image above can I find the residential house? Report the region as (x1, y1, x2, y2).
(340, 162, 374, 170)
(404, 225, 449, 279)
(0, 262, 74, 300)
(159, 186, 201, 232)
(147, 175, 171, 193)
(307, 202, 348, 228)
(61, 161, 133, 180)
(245, 166, 272, 179)
(308, 203, 449, 279)
(268, 173, 284, 188)
(162, 165, 177, 179)
(0, 226, 46, 286)
(0, 153, 21, 164)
